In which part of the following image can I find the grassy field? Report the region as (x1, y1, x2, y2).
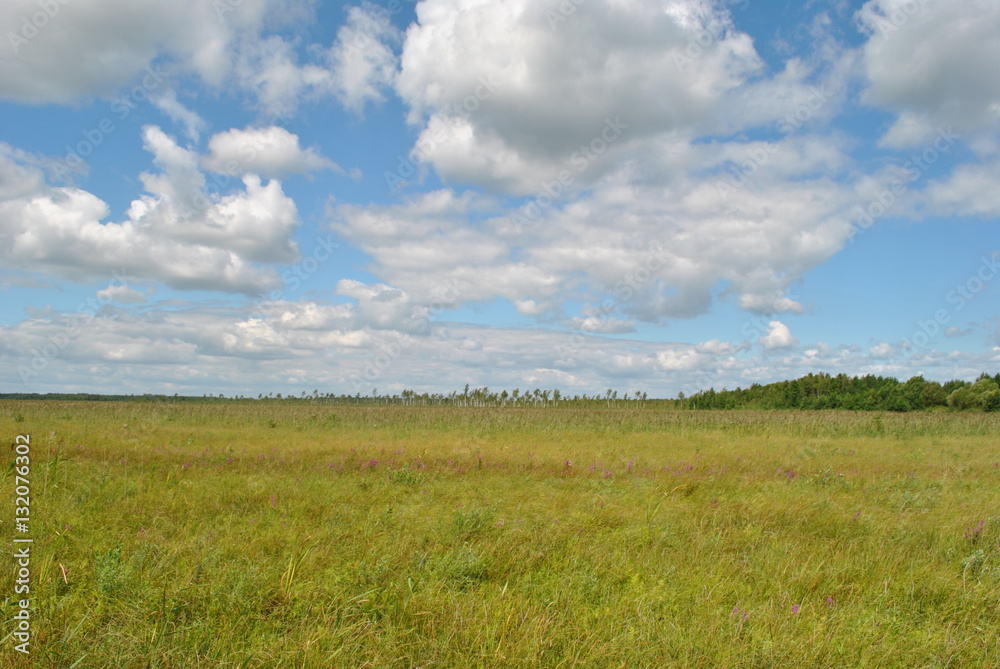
(2, 401, 1000, 667)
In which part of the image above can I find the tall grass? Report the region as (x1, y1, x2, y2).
(2, 401, 999, 667)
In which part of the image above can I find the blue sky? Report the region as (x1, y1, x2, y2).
(1, 0, 998, 398)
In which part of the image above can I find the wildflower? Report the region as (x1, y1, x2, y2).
(791, 604, 800, 614)
(827, 597, 835, 608)
(965, 520, 986, 541)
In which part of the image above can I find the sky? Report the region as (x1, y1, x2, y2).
(0, 0, 998, 399)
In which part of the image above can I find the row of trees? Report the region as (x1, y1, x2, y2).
(0, 386, 647, 407)
(4, 373, 998, 411)
(246, 385, 648, 407)
(684, 372, 1000, 412)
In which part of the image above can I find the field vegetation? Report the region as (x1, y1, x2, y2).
(3, 401, 1000, 667)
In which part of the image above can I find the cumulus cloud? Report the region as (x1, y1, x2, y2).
(332, 135, 859, 324)
(96, 284, 148, 304)
(233, 33, 335, 118)
(569, 316, 636, 334)
(0, 129, 301, 293)
(0, 0, 355, 117)
(315, 0, 865, 327)
(327, 2, 401, 114)
(0, 0, 306, 103)
(202, 126, 340, 178)
(857, 0, 1000, 146)
(394, 0, 762, 193)
(760, 320, 799, 349)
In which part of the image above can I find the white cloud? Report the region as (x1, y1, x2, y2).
(0, 0, 345, 117)
(2, 295, 995, 396)
(696, 338, 735, 355)
(569, 316, 636, 334)
(203, 126, 340, 178)
(151, 90, 208, 142)
(233, 33, 335, 118)
(0, 128, 301, 293)
(514, 300, 545, 316)
(926, 160, 1000, 217)
(857, 0, 1000, 144)
(760, 320, 798, 349)
(332, 130, 862, 322)
(395, 0, 762, 194)
(656, 348, 702, 371)
(313, 0, 867, 328)
(0, 0, 299, 102)
(868, 342, 895, 358)
(327, 2, 400, 114)
(877, 110, 937, 150)
(131, 126, 301, 264)
(96, 284, 148, 304)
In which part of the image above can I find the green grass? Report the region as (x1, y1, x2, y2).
(3, 401, 1000, 667)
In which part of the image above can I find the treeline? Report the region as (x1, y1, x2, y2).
(3, 372, 998, 411)
(0, 386, 651, 408)
(684, 372, 1000, 412)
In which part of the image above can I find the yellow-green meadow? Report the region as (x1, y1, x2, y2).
(3, 401, 999, 667)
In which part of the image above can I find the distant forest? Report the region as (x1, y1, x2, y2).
(683, 372, 1000, 412)
(2, 371, 999, 412)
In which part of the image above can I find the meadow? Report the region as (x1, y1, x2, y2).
(2, 400, 999, 667)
